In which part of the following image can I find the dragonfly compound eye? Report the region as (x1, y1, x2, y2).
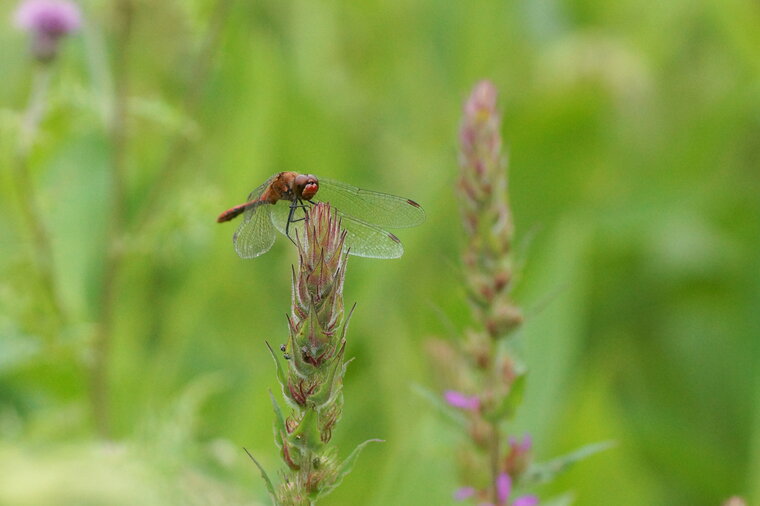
(296, 174, 319, 200)
(302, 182, 318, 200)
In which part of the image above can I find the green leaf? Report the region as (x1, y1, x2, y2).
(289, 408, 322, 453)
(488, 372, 527, 421)
(524, 441, 615, 484)
(312, 339, 346, 408)
(0, 325, 43, 373)
(265, 341, 287, 387)
(538, 493, 576, 506)
(243, 448, 278, 505)
(339, 303, 357, 342)
(317, 438, 384, 500)
(411, 383, 467, 429)
(269, 390, 286, 449)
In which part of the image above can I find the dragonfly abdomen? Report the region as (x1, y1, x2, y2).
(217, 199, 268, 223)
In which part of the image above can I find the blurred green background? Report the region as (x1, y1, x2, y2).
(1, 0, 758, 504)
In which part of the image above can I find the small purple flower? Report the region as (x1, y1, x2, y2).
(13, 0, 82, 61)
(509, 434, 533, 453)
(497, 473, 538, 506)
(444, 390, 480, 411)
(505, 433, 533, 476)
(454, 487, 476, 501)
(454, 474, 538, 506)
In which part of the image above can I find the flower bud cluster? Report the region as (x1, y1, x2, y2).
(458, 82, 523, 339)
(272, 203, 352, 505)
(433, 81, 537, 505)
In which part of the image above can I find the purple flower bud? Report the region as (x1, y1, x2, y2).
(13, 0, 81, 62)
(496, 472, 512, 503)
(444, 390, 480, 411)
(509, 434, 532, 453)
(454, 487, 476, 501)
(512, 496, 539, 506)
(464, 80, 498, 119)
(495, 472, 539, 506)
(505, 433, 533, 477)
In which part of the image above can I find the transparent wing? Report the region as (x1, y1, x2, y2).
(270, 203, 403, 259)
(246, 175, 277, 202)
(339, 214, 404, 259)
(270, 200, 307, 243)
(232, 202, 276, 259)
(314, 177, 425, 229)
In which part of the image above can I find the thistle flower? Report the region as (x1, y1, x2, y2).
(14, 0, 81, 62)
(260, 203, 378, 505)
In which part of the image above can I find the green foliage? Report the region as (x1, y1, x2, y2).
(245, 448, 277, 505)
(524, 441, 616, 485)
(1, 0, 758, 504)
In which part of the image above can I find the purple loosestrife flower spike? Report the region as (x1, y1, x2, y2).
(14, 0, 81, 62)
(458, 80, 522, 339)
(445, 390, 480, 411)
(268, 203, 376, 505)
(431, 80, 538, 505)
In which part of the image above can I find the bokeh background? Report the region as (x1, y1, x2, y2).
(1, 1, 758, 504)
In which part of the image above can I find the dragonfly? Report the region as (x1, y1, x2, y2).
(217, 172, 425, 259)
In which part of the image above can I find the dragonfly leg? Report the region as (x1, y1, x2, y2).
(285, 200, 313, 245)
(285, 200, 299, 245)
(288, 199, 310, 224)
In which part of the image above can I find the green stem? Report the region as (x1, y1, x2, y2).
(90, 0, 134, 439)
(132, 0, 235, 233)
(490, 411, 501, 502)
(11, 63, 66, 340)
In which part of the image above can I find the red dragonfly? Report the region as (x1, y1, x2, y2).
(217, 172, 425, 259)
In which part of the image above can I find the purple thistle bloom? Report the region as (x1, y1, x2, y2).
(13, 0, 81, 61)
(444, 390, 480, 411)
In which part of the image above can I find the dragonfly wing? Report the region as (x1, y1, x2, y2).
(232, 203, 276, 259)
(271, 202, 402, 258)
(246, 175, 276, 202)
(269, 200, 307, 241)
(339, 214, 404, 259)
(315, 177, 425, 229)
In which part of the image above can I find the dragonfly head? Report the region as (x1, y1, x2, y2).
(295, 173, 319, 200)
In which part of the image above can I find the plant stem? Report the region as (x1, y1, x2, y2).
(490, 416, 501, 503)
(456, 81, 524, 502)
(90, 0, 134, 438)
(132, 0, 235, 233)
(11, 63, 66, 340)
